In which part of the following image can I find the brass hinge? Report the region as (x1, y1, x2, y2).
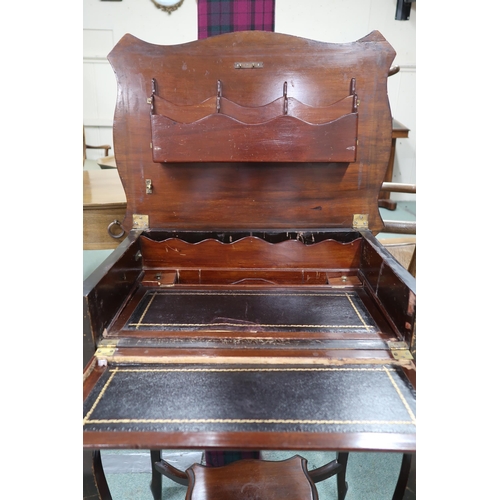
(95, 346, 116, 357)
(96, 339, 116, 353)
(353, 214, 369, 230)
(387, 341, 414, 361)
(133, 214, 149, 230)
(95, 340, 117, 365)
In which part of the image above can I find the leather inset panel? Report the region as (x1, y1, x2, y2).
(83, 364, 416, 435)
(124, 290, 379, 333)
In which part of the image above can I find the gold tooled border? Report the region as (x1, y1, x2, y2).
(83, 366, 416, 427)
(129, 291, 376, 332)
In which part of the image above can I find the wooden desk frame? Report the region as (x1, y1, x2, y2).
(83, 31, 416, 500)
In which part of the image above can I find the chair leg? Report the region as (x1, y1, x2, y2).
(150, 450, 162, 500)
(336, 452, 349, 500)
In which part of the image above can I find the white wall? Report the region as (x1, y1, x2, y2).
(83, 0, 416, 199)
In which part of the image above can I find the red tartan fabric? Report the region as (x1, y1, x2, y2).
(198, 0, 275, 39)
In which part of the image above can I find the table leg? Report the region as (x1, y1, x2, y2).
(392, 453, 416, 500)
(337, 452, 349, 500)
(83, 450, 112, 500)
(150, 450, 163, 500)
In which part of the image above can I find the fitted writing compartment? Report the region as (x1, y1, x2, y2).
(124, 289, 380, 335)
(150, 81, 359, 163)
(138, 231, 363, 275)
(101, 231, 406, 346)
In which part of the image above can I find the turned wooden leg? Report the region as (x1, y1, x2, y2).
(83, 450, 112, 500)
(392, 453, 415, 500)
(337, 452, 349, 500)
(150, 450, 162, 500)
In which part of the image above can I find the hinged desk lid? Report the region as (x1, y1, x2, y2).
(108, 31, 395, 233)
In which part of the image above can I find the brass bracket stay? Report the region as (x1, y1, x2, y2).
(353, 214, 369, 230)
(95, 347, 116, 357)
(133, 214, 150, 230)
(95, 340, 117, 367)
(387, 341, 414, 361)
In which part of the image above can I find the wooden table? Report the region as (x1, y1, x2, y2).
(83, 169, 127, 249)
(378, 119, 410, 210)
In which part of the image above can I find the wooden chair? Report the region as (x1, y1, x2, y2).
(83, 126, 111, 165)
(152, 452, 348, 500)
(379, 182, 416, 278)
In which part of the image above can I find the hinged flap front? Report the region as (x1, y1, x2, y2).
(108, 31, 395, 233)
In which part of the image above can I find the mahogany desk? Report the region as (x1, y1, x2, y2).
(83, 30, 416, 500)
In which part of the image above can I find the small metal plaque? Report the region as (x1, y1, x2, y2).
(133, 214, 149, 229)
(234, 62, 264, 69)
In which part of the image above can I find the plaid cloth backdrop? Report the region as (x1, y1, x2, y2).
(197, 1, 274, 464)
(198, 0, 275, 39)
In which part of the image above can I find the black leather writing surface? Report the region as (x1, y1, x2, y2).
(83, 364, 416, 435)
(125, 290, 379, 334)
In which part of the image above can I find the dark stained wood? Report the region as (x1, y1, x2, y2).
(83, 362, 107, 402)
(83, 450, 112, 500)
(151, 113, 358, 163)
(84, 430, 416, 453)
(382, 220, 416, 235)
(336, 453, 349, 500)
(150, 450, 164, 500)
(380, 182, 416, 194)
(83, 231, 142, 366)
(394, 453, 416, 500)
(359, 232, 416, 346)
(154, 457, 188, 486)
(184, 456, 318, 500)
(140, 235, 362, 270)
(108, 30, 395, 233)
(153, 93, 357, 126)
(154, 453, 346, 498)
